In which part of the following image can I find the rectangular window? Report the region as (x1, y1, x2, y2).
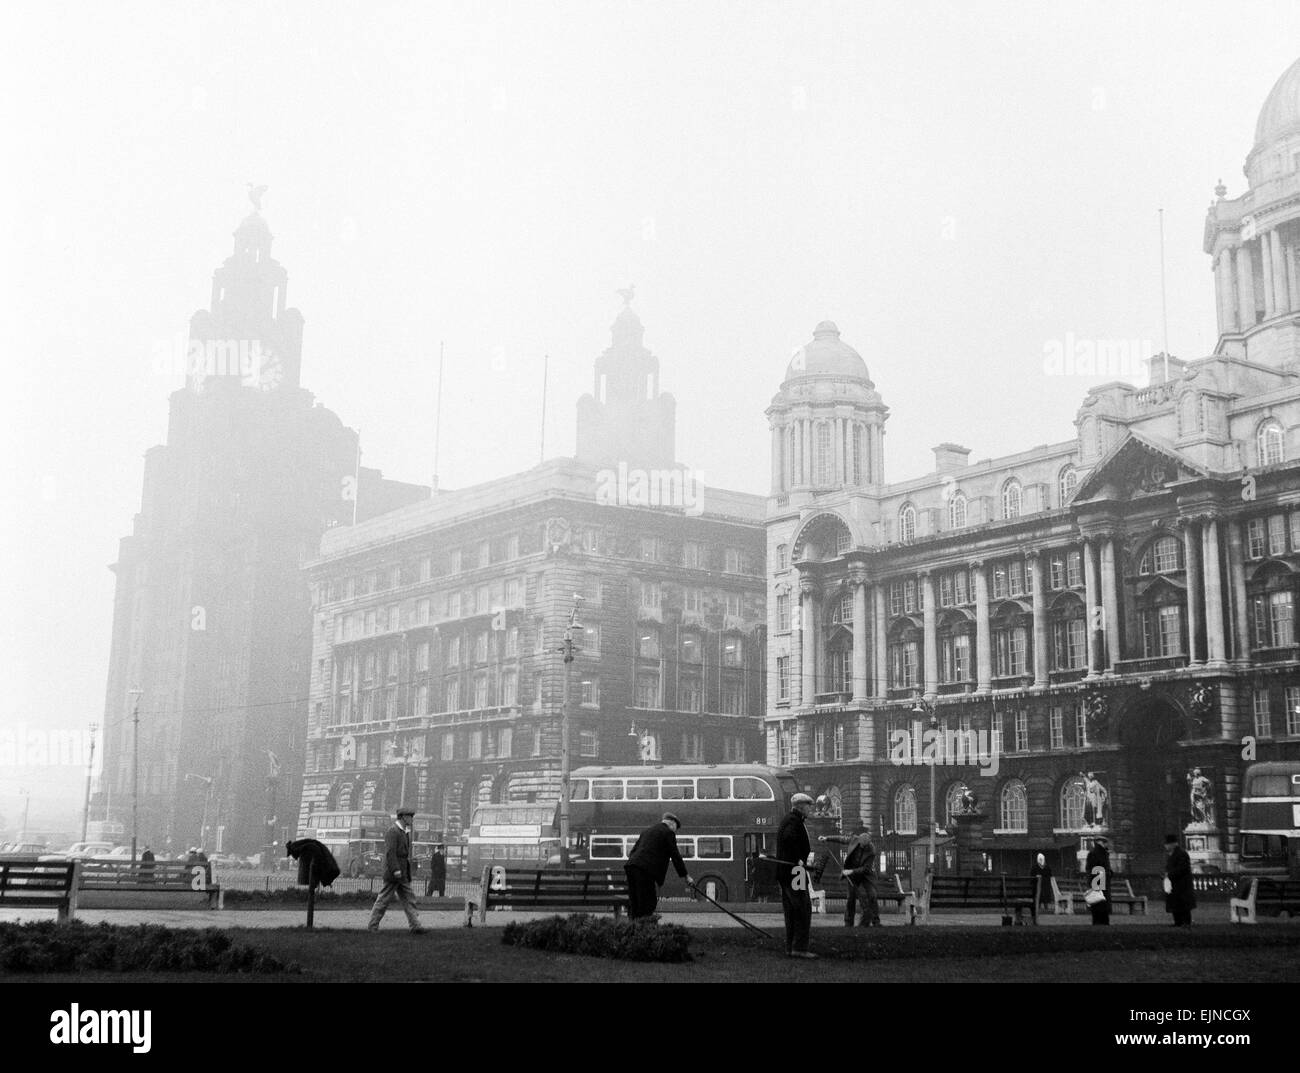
(776, 592, 791, 631)
(441, 733, 454, 761)
(682, 542, 701, 569)
(506, 534, 519, 560)
(722, 636, 743, 666)
(1268, 515, 1287, 557)
(415, 642, 429, 672)
(635, 673, 661, 709)
(991, 711, 1004, 756)
(777, 656, 791, 701)
(501, 671, 518, 707)
(474, 631, 488, 663)
(904, 580, 917, 614)
(1049, 706, 1064, 750)
(581, 624, 601, 657)
(450, 548, 462, 573)
(473, 673, 488, 708)
(640, 581, 661, 610)
(813, 725, 825, 763)
(505, 626, 519, 658)
(939, 574, 954, 607)
(992, 565, 1008, 600)
(680, 678, 702, 712)
(1254, 689, 1272, 737)
(681, 733, 704, 762)
(1247, 519, 1267, 559)
(778, 723, 797, 766)
(954, 569, 969, 605)
(721, 684, 743, 715)
(1050, 556, 1066, 590)
(889, 582, 903, 616)
(725, 592, 743, 618)
(1009, 560, 1024, 596)
(1066, 551, 1083, 588)
(1014, 709, 1029, 752)
(724, 548, 742, 574)
(640, 536, 658, 561)
(580, 729, 599, 757)
(1290, 511, 1300, 552)
(833, 723, 845, 761)
(445, 679, 460, 712)
(1286, 686, 1300, 736)
(723, 735, 746, 763)
(580, 677, 600, 706)
(477, 541, 490, 568)
(1271, 591, 1295, 646)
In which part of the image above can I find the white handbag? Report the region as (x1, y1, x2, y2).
(1162, 877, 1173, 895)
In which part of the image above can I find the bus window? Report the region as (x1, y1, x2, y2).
(676, 837, 695, 858)
(696, 836, 732, 859)
(734, 777, 773, 801)
(1250, 773, 1292, 796)
(592, 780, 624, 801)
(698, 778, 729, 800)
(572, 780, 590, 801)
(590, 836, 627, 859)
(661, 779, 694, 801)
(627, 779, 658, 800)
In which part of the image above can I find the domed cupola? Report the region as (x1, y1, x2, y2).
(1254, 57, 1300, 151)
(784, 320, 874, 385)
(766, 320, 889, 495)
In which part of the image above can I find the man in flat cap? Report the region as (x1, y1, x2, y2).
(367, 805, 425, 933)
(624, 812, 694, 919)
(777, 793, 818, 958)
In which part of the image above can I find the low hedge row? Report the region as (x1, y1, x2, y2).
(502, 913, 693, 962)
(0, 922, 298, 974)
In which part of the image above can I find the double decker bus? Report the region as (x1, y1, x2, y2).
(464, 803, 561, 875)
(302, 810, 440, 877)
(1239, 761, 1300, 877)
(568, 764, 799, 902)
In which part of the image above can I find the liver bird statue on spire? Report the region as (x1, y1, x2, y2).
(247, 183, 268, 212)
(616, 283, 635, 307)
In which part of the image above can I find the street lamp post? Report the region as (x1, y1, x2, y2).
(913, 695, 939, 874)
(81, 722, 98, 842)
(128, 689, 143, 864)
(18, 788, 30, 843)
(557, 595, 582, 868)
(185, 774, 213, 850)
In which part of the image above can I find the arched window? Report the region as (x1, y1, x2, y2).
(899, 503, 917, 542)
(999, 779, 1028, 832)
(1058, 466, 1077, 507)
(944, 782, 970, 829)
(815, 422, 833, 485)
(1139, 536, 1183, 575)
(1002, 479, 1022, 519)
(1060, 776, 1087, 830)
(893, 785, 917, 835)
(948, 492, 967, 530)
(1258, 420, 1285, 466)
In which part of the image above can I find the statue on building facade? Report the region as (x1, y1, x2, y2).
(1187, 767, 1215, 827)
(1082, 771, 1108, 827)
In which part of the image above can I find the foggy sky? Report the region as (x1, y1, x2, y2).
(3, 0, 1298, 830)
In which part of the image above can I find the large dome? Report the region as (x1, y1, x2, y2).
(1255, 56, 1300, 148)
(785, 320, 871, 382)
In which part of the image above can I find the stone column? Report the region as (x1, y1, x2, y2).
(1182, 518, 1203, 665)
(1202, 516, 1227, 666)
(851, 571, 869, 703)
(1237, 244, 1256, 328)
(874, 584, 888, 697)
(1083, 538, 1102, 677)
(1100, 534, 1121, 672)
(790, 581, 804, 708)
(1215, 253, 1234, 334)
(770, 425, 782, 493)
(973, 561, 991, 693)
(1029, 550, 1049, 688)
(1272, 230, 1289, 314)
(800, 576, 819, 701)
(1262, 232, 1276, 320)
(1227, 520, 1251, 664)
(1288, 239, 1300, 313)
(921, 572, 938, 699)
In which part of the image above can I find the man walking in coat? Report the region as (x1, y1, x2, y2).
(424, 844, 447, 898)
(820, 823, 880, 926)
(1164, 833, 1196, 927)
(777, 792, 817, 958)
(624, 812, 693, 919)
(367, 805, 425, 933)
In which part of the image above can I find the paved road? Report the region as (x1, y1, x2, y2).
(0, 903, 1213, 930)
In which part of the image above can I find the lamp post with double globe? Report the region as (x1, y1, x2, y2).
(912, 694, 939, 874)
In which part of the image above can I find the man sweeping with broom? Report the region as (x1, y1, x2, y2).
(820, 822, 881, 927)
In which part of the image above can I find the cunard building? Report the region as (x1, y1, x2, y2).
(765, 57, 1300, 877)
(296, 297, 767, 839)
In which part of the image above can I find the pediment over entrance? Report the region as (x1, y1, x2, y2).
(1074, 431, 1208, 504)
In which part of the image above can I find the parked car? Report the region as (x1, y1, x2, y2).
(0, 841, 49, 858)
(90, 846, 136, 862)
(48, 841, 116, 860)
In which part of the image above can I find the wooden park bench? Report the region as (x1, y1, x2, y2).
(1051, 875, 1147, 915)
(1229, 876, 1300, 924)
(74, 859, 222, 909)
(918, 874, 1039, 924)
(0, 859, 80, 922)
(471, 867, 628, 925)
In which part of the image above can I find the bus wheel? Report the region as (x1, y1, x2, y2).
(697, 876, 727, 903)
(348, 859, 361, 878)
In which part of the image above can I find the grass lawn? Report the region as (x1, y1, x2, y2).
(9, 921, 1299, 983)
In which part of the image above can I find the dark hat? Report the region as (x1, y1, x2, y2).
(1093, 835, 1109, 846)
(661, 812, 682, 830)
(1163, 833, 1179, 845)
(791, 792, 814, 807)
(395, 805, 415, 817)
(852, 825, 870, 835)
